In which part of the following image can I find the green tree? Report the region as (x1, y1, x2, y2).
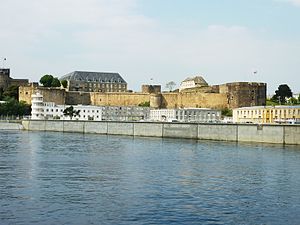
(40, 75, 61, 87)
(138, 101, 150, 107)
(288, 97, 298, 105)
(0, 88, 4, 100)
(61, 80, 68, 88)
(0, 97, 31, 117)
(51, 78, 61, 87)
(63, 106, 80, 120)
(274, 84, 293, 104)
(221, 108, 232, 117)
(165, 81, 176, 92)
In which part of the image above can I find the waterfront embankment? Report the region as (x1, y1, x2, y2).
(21, 120, 300, 145)
(0, 121, 23, 130)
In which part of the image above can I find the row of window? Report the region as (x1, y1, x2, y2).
(237, 109, 300, 116)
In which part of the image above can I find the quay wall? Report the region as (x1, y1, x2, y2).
(21, 120, 300, 145)
(0, 121, 24, 130)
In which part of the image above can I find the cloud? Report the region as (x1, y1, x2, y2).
(1, 0, 300, 94)
(277, 0, 300, 6)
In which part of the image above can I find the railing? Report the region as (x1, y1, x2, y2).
(0, 115, 30, 121)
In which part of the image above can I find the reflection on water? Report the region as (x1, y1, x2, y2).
(1, 131, 300, 224)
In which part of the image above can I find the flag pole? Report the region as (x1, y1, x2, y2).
(2, 58, 6, 68)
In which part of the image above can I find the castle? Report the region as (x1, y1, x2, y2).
(19, 74, 266, 110)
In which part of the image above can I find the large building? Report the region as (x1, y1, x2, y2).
(233, 105, 300, 124)
(179, 76, 208, 92)
(0, 68, 29, 91)
(150, 108, 221, 122)
(60, 71, 127, 93)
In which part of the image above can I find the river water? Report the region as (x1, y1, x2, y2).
(1, 131, 300, 225)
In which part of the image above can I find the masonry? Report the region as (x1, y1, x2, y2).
(0, 68, 29, 91)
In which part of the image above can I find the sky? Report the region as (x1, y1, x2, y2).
(1, 0, 300, 94)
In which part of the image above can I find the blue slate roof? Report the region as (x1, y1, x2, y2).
(60, 71, 127, 84)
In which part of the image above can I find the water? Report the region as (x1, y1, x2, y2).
(1, 131, 300, 225)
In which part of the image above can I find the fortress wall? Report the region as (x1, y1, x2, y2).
(66, 91, 91, 105)
(161, 92, 228, 109)
(160, 93, 179, 108)
(180, 92, 228, 109)
(218, 82, 266, 108)
(90, 92, 150, 106)
(19, 86, 66, 105)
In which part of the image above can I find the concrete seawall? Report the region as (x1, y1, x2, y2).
(21, 120, 300, 145)
(0, 121, 24, 130)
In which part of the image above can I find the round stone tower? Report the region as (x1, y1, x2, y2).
(150, 93, 162, 109)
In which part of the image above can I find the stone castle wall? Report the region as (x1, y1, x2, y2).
(160, 92, 228, 109)
(90, 92, 150, 106)
(19, 82, 266, 110)
(19, 86, 66, 105)
(0, 68, 29, 91)
(141, 85, 161, 94)
(217, 82, 266, 109)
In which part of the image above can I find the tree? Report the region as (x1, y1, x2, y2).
(138, 101, 150, 107)
(63, 106, 80, 120)
(165, 81, 176, 92)
(274, 84, 293, 104)
(0, 97, 31, 117)
(0, 88, 4, 100)
(51, 78, 61, 87)
(221, 108, 232, 117)
(61, 80, 68, 88)
(40, 74, 61, 87)
(288, 97, 298, 105)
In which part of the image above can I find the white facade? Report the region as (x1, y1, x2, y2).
(150, 108, 221, 122)
(31, 92, 103, 121)
(179, 76, 208, 92)
(31, 92, 45, 120)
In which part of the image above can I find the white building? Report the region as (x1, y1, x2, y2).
(150, 108, 221, 122)
(31, 92, 103, 121)
(31, 92, 150, 121)
(179, 76, 208, 92)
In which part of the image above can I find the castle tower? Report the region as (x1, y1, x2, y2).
(0, 68, 10, 91)
(31, 92, 44, 120)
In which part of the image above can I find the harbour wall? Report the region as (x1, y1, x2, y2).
(0, 121, 24, 130)
(21, 120, 300, 145)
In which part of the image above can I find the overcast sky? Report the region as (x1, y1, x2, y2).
(1, 0, 300, 94)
